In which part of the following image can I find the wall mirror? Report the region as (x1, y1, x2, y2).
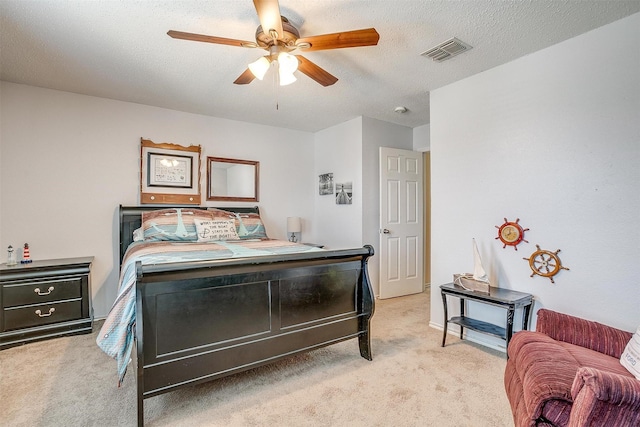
(207, 157, 259, 202)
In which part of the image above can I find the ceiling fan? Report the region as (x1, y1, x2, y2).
(167, 0, 380, 87)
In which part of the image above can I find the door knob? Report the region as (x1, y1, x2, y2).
(381, 229, 390, 234)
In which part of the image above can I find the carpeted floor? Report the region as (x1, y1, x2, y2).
(0, 290, 513, 426)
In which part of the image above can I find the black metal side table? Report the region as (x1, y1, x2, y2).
(440, 282, 533, 352)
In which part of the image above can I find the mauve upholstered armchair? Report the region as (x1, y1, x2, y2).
(504, 309, 640, 427)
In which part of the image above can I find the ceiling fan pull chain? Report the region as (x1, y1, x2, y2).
(273, 64, 279, 110)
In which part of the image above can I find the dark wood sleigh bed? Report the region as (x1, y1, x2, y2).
(118, 205, 375, 426)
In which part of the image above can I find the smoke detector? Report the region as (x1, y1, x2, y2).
(394, 106, 408, 113)
(421, 37, 472, 62)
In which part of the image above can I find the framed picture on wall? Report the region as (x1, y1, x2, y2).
(336, 182, 353, 205)
(140, 138, 201, 204)
(147, 152, 193, 188)
(319, 173, 334, 195)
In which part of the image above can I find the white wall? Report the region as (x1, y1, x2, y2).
(0, 82, 315, 318)
(314, 117, 363, 249)
(429, 12, 640, 351)
(413, 124, 430, 152)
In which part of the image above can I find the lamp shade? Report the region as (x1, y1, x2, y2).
(278, 70, 297, 86)
(287, 217, 301, 233)
(248, 56, 271, 80)
(278, 52, 299, 74)
(278, 52, 298, 86)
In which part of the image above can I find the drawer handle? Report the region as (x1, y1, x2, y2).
(34, 286, 55, 296)
(35, 308, 56, 317)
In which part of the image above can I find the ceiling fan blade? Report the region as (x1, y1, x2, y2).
(297, 28, 380, 52)
(253, 0, 283, 41)
(234, 68, 256, 85)
(168, 30, 256, 48)
(296, 55, 338, 87)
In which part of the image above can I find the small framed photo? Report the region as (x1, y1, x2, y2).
(336, 182, 353, 205)
(319, 173, 334, 195)
(140, 138, 201, 205)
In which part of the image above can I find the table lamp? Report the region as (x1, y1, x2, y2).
(287, 217, 301, 243)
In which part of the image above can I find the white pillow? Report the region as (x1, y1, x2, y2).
(620, 325, 640, 380)
(194, 219, 240, 242)
(133, 227, 144, 242)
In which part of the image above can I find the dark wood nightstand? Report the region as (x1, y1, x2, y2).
(0, 257, 94, 350)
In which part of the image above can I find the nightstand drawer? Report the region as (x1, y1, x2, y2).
(4, 299, 83, 331)
(3, 277, 82, 307)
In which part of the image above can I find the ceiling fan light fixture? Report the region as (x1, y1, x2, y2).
(248, 56, 271, 80)
(278, 52, 299, 74)
(276, 51, 298, 86)
(279, 69, 297, 86)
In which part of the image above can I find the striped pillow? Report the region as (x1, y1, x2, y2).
(208, 208, 268, 240)
(141, 208, 215, 241)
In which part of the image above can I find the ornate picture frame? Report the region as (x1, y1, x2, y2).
(140, 138, 201, 204)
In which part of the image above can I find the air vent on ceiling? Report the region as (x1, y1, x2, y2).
(421, 37, 472, 62)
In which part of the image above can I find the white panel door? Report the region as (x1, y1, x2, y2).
(379, 147, 424, 299)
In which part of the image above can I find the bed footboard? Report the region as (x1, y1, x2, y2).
(134, 246, 374, 426)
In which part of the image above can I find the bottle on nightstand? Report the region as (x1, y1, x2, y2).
(6, 245, 17, 266)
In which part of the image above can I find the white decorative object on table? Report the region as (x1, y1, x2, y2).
(453, 239, 491, 293)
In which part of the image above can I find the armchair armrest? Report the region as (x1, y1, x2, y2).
(536, 309, 632, 358)
(569, 367, 640, 427)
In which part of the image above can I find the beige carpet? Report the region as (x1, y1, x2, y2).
(0, 290, 513, 426)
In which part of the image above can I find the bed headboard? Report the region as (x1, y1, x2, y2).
(118, 205, 261, 265)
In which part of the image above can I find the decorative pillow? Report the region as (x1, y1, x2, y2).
(194, 219, 240, 242)
(620, 325, 640, 380)
(208, 208, 268, 240)
(141, 208, 215, 242)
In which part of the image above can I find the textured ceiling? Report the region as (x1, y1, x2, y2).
(1, 1, 639, 132)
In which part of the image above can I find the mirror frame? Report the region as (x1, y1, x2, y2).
(206, 156, 259, 202)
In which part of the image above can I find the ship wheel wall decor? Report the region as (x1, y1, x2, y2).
(495, 217, 529, 250)
(523, 245, 570, 283)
